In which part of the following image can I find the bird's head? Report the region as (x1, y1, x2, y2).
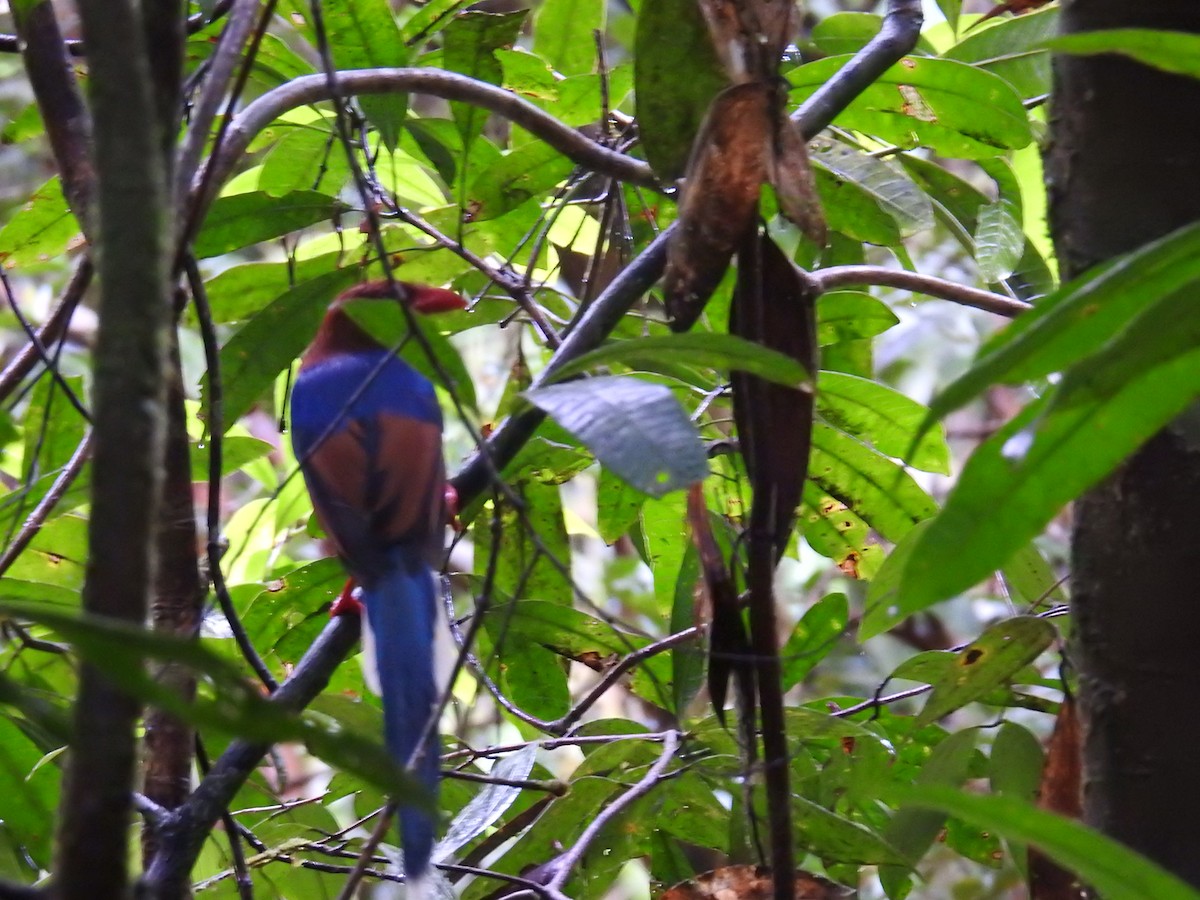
(306, 280, 466, 361)
(336, 280, 467, 315)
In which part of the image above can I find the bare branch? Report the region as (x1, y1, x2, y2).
(813, 265, 1031, 318)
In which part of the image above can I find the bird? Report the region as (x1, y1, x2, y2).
(289, 279, 465, 886)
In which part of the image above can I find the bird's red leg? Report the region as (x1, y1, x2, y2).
(445, 483, 463, 533)
(330, 577, 364, 617)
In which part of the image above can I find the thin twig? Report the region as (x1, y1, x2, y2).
(542, 730, 680, 896)
(0, 431, 91, 579)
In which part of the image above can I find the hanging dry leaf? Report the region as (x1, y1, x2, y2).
(1030, 693, 1086, 899)
(698, 0, 796, 83)
(664, 82, 773, 332)
(660, 864, 855, 899)
(771, 112, 827, 247)
(687, 484, 756, 732)
(730, 230, 818, 559)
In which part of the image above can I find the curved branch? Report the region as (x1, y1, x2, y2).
(192, 68, 660, 232)
(813, 265, 1031, 318)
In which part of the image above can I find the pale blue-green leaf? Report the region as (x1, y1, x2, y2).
(433, 743, 537, 862)
(810, 140, 934, 237)
(974, 199, 1025, 283)
(523, 376, 708, 496)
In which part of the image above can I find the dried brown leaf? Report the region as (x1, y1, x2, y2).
(661, 864, 855, 899)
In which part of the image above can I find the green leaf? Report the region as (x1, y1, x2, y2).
(207, 268, 361, 429)
(1044, 28, 1200, 81)
(811, 140, 934, 243)
(195, 190, 347, 258)
(633, 0, 728, 180)
(0, 601, 427, 801)
(881, 727, 978, 894)
(596, 465, 647, 543)
(926, 222, 1200, 425)
(781, 593, 849, 691)
(399, 0, 469, 44)
(816, 291, 899, 345)
(944, 7, 1057, 100)
(0, 715, 57, 869)
(818, 372, 950, 474)
(889, 785, 1200, 900)
(0, 177, 79, 269)
(258, 127, 350, 198)
(935, 0, 961, 33)
(498, 48, 559, 100)
(534, 0, 604, 77)
(789, 56, 1031, 159)
(670, 542, 705, 716)
(443, 11, 527, 150)
(551, 332, 812, 388)
(860, 520, 930, 640)
(811, 13, 884, 56)
(916, 616, 1055, 726)
(323, 0, 409, 149)
(974, 198, 1024, 283)
(464, 141, 573, 220)
(1001, 541, 1067, 608)
(792, 794, 908, 865)
(989, 721, 1044, 802)
(809, 423, 937, 543)
(523, 376, 709, 497)
(199, 252, 349, 323)
(904, 321, 1200, 607)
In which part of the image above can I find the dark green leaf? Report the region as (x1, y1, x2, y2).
(809, 423, 937, 543)
(944, 7, 1057, 100)
(523, 376, 709, 496)
(881, 727, 978, 893)
(816, 291, 899, 345)
(781, 592, 848, 691)
(818, 372, 950, 474)
(0, 601, 427, 801)
(195, 190, 347, 259)
(207, 268, 361, 428)
(633, 0, 727, 180)
(464, 141, 573, 220)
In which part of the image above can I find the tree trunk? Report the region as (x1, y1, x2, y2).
(1047, 0, 1200, 885)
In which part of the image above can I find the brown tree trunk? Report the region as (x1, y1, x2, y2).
(1047, 0, 1200, 885)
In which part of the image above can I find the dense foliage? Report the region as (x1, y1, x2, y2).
(0, 0, 1198, 898)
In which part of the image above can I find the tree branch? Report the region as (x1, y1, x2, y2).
(813, 265, 1030, 318)
(53, 1, 172, 897)
(191, 67, 660, 233)
(13, 0, 93, 225)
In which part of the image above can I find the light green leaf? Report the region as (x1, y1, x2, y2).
(534, 0, 604, 77)
(811, 139, 934, 242)
(789, 56, 1031, 159)
(1044, 28, 1200, 81)
(945, 7, 1057, 100)
(975, 198, 1025, 283)
(818, 372, 950, 474)
(196, 190, 347, 259)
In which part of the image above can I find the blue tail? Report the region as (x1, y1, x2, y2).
(361, 549, 439, 880)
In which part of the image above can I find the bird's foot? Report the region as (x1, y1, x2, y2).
(445, 483, 463, 533)
(330, 578, 364, 617)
